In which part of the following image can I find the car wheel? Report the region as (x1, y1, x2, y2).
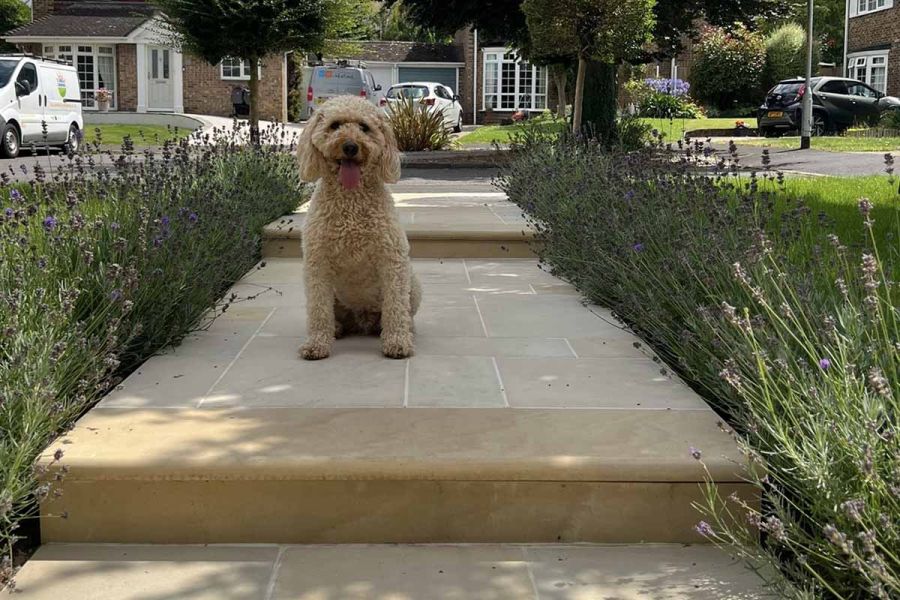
(812, 113, 828, 136)
(64, 123, 80, 154)
(760, 127, 779, 138)
(453, 115, 462, 133)
(0, 123, 20, 159)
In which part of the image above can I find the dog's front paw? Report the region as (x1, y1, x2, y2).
(382, 332, 413, 359)
(300, 339, 331, 360)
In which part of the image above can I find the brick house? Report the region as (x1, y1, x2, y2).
(845, 0, 899, 96)
(321, 30, 554, 125)
(4, 0, 288, 120)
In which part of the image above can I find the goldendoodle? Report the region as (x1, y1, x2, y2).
(296, 96, 422, 360)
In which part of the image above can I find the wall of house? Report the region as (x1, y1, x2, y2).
(181, 53, 285, 121)
(116, 44, 137, 111)
(32, 0, 55, 20)
(848, 6, 900, 96)
(453, 28, 476, 123)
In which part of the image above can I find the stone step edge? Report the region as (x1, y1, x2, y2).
(41, 407, 749, 485)
(263, 227, 535, 242)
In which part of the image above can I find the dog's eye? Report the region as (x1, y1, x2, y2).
(329, 121, 341, 130)
(359, 122, 370, 133)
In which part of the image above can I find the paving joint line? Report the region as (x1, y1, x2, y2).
(491, 357, 510, 408)
(522, 546, 542, 600)
(264, 545, 287, 600)
(197, 307, 276, 408)
(472, 294, 489, 337)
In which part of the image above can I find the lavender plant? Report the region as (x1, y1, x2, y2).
(0, 123, 305, 587)
(499, 125, 898, 598)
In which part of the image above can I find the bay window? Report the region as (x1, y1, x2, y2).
(483, 49, 547, 111)
(44, 44, 116, 109)
(848, 52, 889, 94)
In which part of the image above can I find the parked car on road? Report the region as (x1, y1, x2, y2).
(758, 76, 900, 137)
(0, 54, 82, 158)
(380, 82, 464, 132)
(306, 62, 382, 119)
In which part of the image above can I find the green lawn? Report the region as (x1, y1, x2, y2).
(84, 124, 194, 147)
(741, 135, 900, 152)
(642, 117, 758, 141)
(457, 117, 757, 146)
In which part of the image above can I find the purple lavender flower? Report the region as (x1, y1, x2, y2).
(819, 358, 832, 371)
(695, 521, 714, 536)
(9, 189, 22, 202)
(161, 215, 170, 228)
(3, 207, 12, 218)
(110, 289, 123, 302)
(188, 212, 198, 224)
(110, 222, 120, 230)
(37, 258, 47, 270)
(624, 190, 635, 201)
(153, 237, 163, 248)
(42, 216, 57, 231)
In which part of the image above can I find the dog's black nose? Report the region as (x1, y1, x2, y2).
(342, 141, 359, 157)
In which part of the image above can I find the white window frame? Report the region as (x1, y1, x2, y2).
(44, 43, 117, 110)
(220, 57, 262, 81)
(847, 50, 890, 93)
(850, 0, 893, 17)
(481, 48, 548, 112)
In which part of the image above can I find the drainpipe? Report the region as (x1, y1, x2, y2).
(472, 28, 478, 126)
(843, 0, 850, 76)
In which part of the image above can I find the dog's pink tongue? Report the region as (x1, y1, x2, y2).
(339, 159, 361, 190)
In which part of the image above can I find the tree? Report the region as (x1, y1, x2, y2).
(375, 1, 451, 43)
(774, 0, 844, 64)
(154, 0, 326, 139)
(0, 0, 29, 51)
(763, 23, 820, 90)
(522, 0, 654, 132)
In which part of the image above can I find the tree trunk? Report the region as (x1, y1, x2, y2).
(572, 55, 586, 133)
(248, 55, 261, 145)
(552, 66, 567, 119)
(580, 60, 617, 144)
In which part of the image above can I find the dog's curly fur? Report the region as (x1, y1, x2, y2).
(296, 96, 422, 360)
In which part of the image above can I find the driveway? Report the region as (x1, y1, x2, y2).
(704, 139, 894, 176)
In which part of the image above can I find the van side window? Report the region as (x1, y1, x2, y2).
(16, 63, 37, 94)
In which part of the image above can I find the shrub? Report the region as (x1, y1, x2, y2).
(386, 99, 453, 151)
(0, 125, 305, 586)
(879, 109, 900, 130)
(692, 24, 766, 112)
(763, 23, 819, 91)
(498, 125, 899, 597)
(624, 78, 704, 119)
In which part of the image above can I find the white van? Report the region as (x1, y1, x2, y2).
(0, 55, 83, 158)
(306, 62, 382, 119)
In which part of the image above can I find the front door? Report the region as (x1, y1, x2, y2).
(147, 46, 173, 111)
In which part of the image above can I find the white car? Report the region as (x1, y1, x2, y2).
(380, 82, 463, 132)
(0, 55, 83, 158)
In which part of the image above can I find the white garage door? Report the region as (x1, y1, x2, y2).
(366, 66, 393, 100)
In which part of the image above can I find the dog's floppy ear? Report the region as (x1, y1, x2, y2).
(378, 114, 401, 184)
(297, 111, 328, 182)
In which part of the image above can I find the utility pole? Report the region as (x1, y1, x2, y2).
(800, 0, 814, 149)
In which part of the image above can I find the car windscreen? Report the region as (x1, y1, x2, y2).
(770, 83, 804, 95)
(0, 60, 20, 88)
(387, 86, 429, 100)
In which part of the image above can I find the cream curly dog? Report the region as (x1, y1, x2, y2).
(296, 96, 421, 360)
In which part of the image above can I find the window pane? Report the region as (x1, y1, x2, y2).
(77, 54, 95, 106)
(484, 60, 498, 108)
(162, 50, 169, 79)
(98, 55, 114, 92)
(78, 45, 91, 53)
(870, 67, 886, 92)
(500, 61, 516, 109)
(43, 46, 53, 54)
(58, 46, 71, 52)
(151, 49, 158, 78)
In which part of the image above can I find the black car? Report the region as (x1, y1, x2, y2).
(757, 77, 900, 137)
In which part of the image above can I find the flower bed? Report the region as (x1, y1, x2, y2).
(498, 128, 899, 598)
(0, 126, 306, 585)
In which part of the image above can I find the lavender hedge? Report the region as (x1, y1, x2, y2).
(0, 125, 305, 586)
(499, 128, 899, 598)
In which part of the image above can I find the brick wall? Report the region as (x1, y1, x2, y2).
(453, 28, 475, 123)
(32, 0, 54, 19)
(116, 44, 137, 111)
(182, 53, 285, 121)
(848, 6, 900, 96)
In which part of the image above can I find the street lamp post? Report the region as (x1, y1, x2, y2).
(800, 0, 814, 149)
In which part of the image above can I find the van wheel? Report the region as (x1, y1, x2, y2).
(453, 116, 462, 133)
(64, 124, 80, 154)
(0, 123, 20, 159)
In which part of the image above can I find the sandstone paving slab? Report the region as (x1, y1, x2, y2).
(11, 543, 769, 600)
(412, 337, 574, 359)
(498, 358, 706, 410)
(407, 355, 506, 407)
(475, 294, 627, 339)
(10, 544, 278, 600)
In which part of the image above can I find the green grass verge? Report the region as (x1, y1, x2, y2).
(741, 135, 900, 152)
(85, 124, 195, 147)
(457, 117, 759, 146)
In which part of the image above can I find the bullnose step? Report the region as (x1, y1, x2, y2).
(263, 192, 536, 259)
(39, 407, 753, 545)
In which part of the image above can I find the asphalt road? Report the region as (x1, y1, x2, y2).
(705, 141, 895, 177)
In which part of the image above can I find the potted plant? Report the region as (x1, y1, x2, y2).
(96, 88, 111, 112)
